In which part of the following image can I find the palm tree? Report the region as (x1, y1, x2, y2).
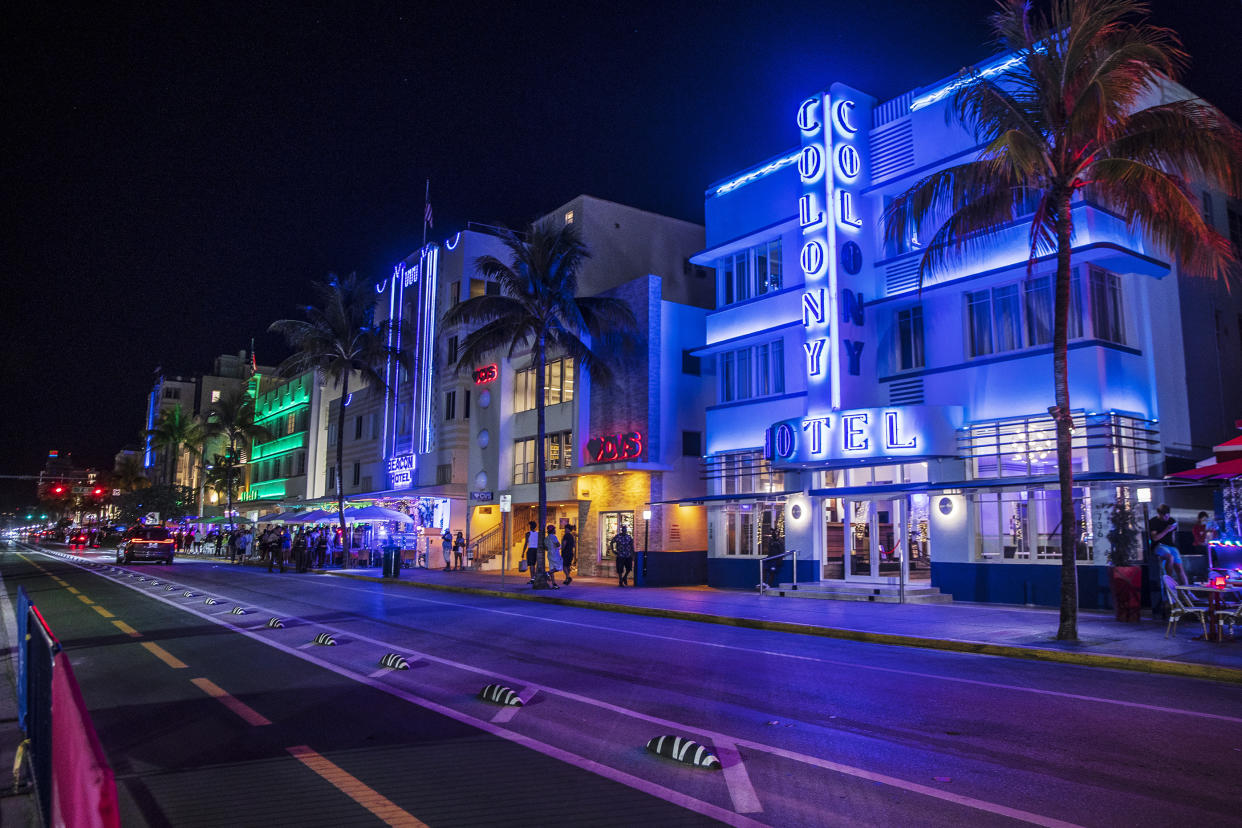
(269, 273, 410, 549)
(113, 453, 150, 492)
(147, 406, 204, 492)
(886, 0, 1241, 640)
(204, 388, 271, 528)
(441, 221, 638, 558)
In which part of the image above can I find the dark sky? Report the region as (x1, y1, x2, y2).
(3, 1, 1239, 507)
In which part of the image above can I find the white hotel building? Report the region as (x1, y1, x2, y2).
(690, 57, 1242, 605)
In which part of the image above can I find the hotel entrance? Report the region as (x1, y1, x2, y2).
(823, 492, 932, 583)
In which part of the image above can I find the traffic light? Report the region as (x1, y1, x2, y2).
(51, 484, 66, 495)
(92, 487, 105, 496)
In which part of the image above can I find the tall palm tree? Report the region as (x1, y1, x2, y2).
(204, 388, 271, 529)
(441, 221, 638, 558)
(113, 453, 150, 492)
(147, 406, 204, 492)
(886, 0, 1241, 640)
(270, 273, 410, 548)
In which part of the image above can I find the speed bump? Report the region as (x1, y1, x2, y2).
(229, 606, 246, 615)
(182, 591, 195, 598)
(204, 597, 218, 605)
(479, 684, 523, 706)
(645, 736, 721, 770)
(166, 586, 177, 591)
(266, 618, 285, 628)
(378, 653, 410, 670)
(312, 632, 336, 646)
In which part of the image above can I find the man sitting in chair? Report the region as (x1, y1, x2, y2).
(1149, 504, 1188, 585)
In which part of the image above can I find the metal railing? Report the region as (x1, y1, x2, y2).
(756, 549, 800, 594)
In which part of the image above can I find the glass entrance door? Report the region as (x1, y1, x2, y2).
(845, 498, 904, 582)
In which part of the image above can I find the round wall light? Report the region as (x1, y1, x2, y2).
(938, 497, 954, 516)
(477, 429, 490, 448)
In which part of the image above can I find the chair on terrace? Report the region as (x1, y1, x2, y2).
(1162, 575, 1208, 639)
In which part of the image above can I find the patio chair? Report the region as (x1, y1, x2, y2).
(1162, 575, 1208, 639)
(1216, 592, 1241, 637)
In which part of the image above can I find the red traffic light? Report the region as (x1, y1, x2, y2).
(92, 487, 105, 496)
(51, 485, 66, 495)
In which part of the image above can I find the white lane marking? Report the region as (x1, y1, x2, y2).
(491, 688, 536, 723)
(368, 667, 390, 678)
(316, 581, 1242, 723)
(713, 739, 762, 814)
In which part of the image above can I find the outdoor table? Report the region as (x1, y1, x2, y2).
(1177, 583, 1242, 643)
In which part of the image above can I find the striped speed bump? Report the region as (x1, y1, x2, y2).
(645, 736, 721, 770)
(478, 684, 523, 706)
(229, 606, 246, 615)
(266, 618, 285, 629)
(182, 591, 196, 598)
(204, 598, 218, 605)
(166, 586, 177, 591)
(377, 653, 410, 670)
(312, 633, 336, 646)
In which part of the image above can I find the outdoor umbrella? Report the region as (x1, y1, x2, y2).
(288, 509, 334, 524)
(254, 512, 287, 523)
(342, 505, 415, 524)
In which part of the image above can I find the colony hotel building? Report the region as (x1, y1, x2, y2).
(691, 56, 1242, 605)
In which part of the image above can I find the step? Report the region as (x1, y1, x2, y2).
(767, 582, 953, 604)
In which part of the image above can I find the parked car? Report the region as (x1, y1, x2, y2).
(117, 527, 175, 564)
(68, 531, 88, 549)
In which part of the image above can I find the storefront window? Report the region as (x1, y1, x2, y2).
(600, 511, 634, 559)
(973, 488, 1092, 563)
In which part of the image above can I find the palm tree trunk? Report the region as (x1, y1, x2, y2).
(226, 436, 236, 530)
(535, 334, 547, 567)
(1053, 193, 1078, 641)
(336, 374, 349, 564)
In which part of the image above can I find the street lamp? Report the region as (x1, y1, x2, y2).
(641, 508, 651, 586)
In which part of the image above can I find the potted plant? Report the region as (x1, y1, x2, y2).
(1106, 500, 1143, 622)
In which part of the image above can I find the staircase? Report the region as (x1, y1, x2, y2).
(468, 526, 506, 570)
(769, 581, 952, 604)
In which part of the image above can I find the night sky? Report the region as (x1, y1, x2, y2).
(3, 1, 1239, 507)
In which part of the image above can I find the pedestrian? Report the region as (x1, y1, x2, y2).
(188, 529, 198, 554)
(544, 525, 562, 586)
(1192, 511, 1213, 558)
(1148, 504, 1187, 585)
(441, 528, 452, 571)
(313, 528, 328, 569)
(560, 524, 576, 585)
(524, 521, 541, 584)
(609, 524, 635, 586)
(292, 529, 308, 572)
(453, 530, 465, 571)
(227, 529, 238, 563)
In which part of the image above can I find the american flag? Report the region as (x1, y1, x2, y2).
(424, 201, 433, 229)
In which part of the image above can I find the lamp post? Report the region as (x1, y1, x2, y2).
(641, 508, 651, 587)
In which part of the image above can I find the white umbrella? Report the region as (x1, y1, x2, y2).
(288, 508, 335, 524)
(343, 505, 414, 524)
(255, 512, 287, 523)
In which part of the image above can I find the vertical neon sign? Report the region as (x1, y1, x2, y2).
(798, 95, 831, 401)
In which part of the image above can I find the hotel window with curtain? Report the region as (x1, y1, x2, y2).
(1088, 266, 1125, 344)
(896, 305, 924, 370)
(718, 238, 781, 307)
(513, 358, 575, 412)
(719, 338, 784, 403)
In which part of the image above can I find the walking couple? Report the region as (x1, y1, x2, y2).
(524, 521, 576, 588)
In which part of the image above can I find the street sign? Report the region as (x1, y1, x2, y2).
(470, 491, 494, 502)
(144, 512, 160, 524)
(499, 495, 511, 513)
(72, 486, 89, 495)
(112, 489, 121, 496)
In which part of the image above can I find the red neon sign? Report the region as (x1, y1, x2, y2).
(587, 431, 643, 463)
(472, 363, 498, 385)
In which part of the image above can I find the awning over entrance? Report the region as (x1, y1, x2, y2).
(1166, 457, 1242, 481)
(808, 471, 1151, 498)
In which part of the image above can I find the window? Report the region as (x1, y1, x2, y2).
(298, 452, 306, 475)
(564, 210, 574, 224)
(327, 467, 336, 490)
(447, 335, 459, 367)
(896, 305, 924, 370)
(450, 281, 461, 306)
(718, 238, 781, 306)
(328, 422, 337, 446)
(162, 387, 180, 400)
(720, 338, 784, 402)
(1202, 191, 1215, 227)
(284, 455, 293, 478)
(464, 389, 471, 420)
(754, 238, 782, 295)
(210, 389, 221, 403)
(1023, 277, 1053, 346)
(682, 349, 701, 376)
(966, 290, 993, 357)
(513, 358, 575, 412)
(354, 415, 363, 440)
(436, 464, 452, 484)
(992, 284, 1021, 352)
(682, 431, 702, 457)
(485, 281, 500, 296)
(513, 431, 574, 484)
(444, 390, 457, 421)
(352, 462, 360, 487)
(1088, 266, 1125, 344)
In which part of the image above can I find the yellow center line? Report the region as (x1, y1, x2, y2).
(91, 605, 115, 619)
(286, 745, 427, 827)
(112, 620, 142, 638)
(141, 642, 187, 669)
(76, 594, 95, 606)
(65, 586, 81, 595)
(190, 678, 271, 726)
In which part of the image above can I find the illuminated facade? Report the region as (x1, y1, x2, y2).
(692, 59, 1240, 604)
(243, 371, 325, 504)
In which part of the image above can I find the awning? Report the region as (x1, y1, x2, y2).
(1166, 458, 1242, 481)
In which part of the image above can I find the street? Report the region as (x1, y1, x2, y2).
(4, 542, 1241, 827)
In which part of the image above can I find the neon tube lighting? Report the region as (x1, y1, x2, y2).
(713, 151, 800, 197)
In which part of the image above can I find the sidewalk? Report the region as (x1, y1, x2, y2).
(315, 564, 1242, 684)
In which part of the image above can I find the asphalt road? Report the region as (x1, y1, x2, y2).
(4, 542, 1241, 827)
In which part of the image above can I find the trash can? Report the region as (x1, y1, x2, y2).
(382, 544, 400, 579)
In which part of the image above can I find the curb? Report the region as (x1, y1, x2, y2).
(318, 571, 1242, 685)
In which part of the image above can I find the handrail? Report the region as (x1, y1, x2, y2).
(757, 549, 799, 593)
